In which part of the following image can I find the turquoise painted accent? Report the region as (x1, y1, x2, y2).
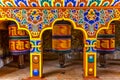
(88, 56, 94, 63)
(6, 2, 13, 7)
(56, 3, 61, 7)
(54, 14, 58, 19)
(36, 48, 41, 53)
(43, 9, 48, 15)
(0, 1, 4, 6)
(44, 18, 49, 24)
(40, 0, 52, 7)
(86, 47, 91, 52)
(21, 18, 27, 25)
(103, 1, 109, 6)
(91, 40, 96, 45)
(88, 0, 101, 6)
(78, 19, 84, 24)
(100, 19, 105, 24)
(22, 9, 27, 15)
(30, 40, 36, 46)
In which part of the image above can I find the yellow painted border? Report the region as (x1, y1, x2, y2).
(86, 52, 97, 77)
(30, 53, 32, 77)
(30, 53, 42, 77)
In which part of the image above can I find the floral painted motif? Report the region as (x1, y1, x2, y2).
(85, 9, 100, 25)
(0, 8, 119, 38)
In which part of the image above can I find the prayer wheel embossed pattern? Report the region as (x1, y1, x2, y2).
(97, 24, 115, 53)
(9, 23, 30, 55)
(52, 22, 71, 53)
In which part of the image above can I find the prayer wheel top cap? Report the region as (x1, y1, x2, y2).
(8, 21, 17, 26)
(54, 20, 71, 25)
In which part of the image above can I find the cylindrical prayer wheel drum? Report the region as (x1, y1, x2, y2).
(8, 22, 30, 68)
(97, 23, 115, 67)
(52, 21, 71, 68)
(97, 23, 115, 53)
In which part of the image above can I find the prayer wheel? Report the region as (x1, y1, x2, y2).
(8, 22, 30, 68)
(52, 21, 71, 68)
(97, 23, 115, 67)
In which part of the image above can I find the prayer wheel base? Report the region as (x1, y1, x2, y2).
(58, 53, 65, 68)
(18, 64, 25, 69)
(18, 55, 25, 69)
(60, 64, 64, 68)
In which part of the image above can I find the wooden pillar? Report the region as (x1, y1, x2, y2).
(84, 39, 97, 78)
(30, 39, 42, 78)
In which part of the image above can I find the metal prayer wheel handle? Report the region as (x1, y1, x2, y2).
(18, 54, 25, 69)
(58, 53, 65, 68)
(99, 53, 106, 68)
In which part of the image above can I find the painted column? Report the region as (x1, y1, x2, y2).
(84, 39, 97, 78)
(30, 39, 42, 77)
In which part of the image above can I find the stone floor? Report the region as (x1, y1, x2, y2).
(0, 60, 120, 80)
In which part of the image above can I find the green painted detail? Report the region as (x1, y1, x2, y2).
(54, 14, 58, 19)
(22, 18, 27, 25)
(100, 19, 105, 24)
(0, 1, 4, 6)
(100, 9, 104, 14)
(103, 2, 109, 6)
(79, 10, 84, 14)
(30, 40, 35, 46)
(88, 0, 101, 6)
(9, 36, 29, 40)
(40, 0, 52, 7)
(88, 56, 94, 63)
(44, 18, 48, 24)
(111, 15, 114, 18)
(78, 19, 84, 24)
(6, 2, 13, 7)
(43, 9, 48, 15)
(22, 9, 27, 15)
(36, 48, 41, 53)
(69, 10, 72, 14)
(69, 15, 72, 19)
(56, 3, 60, 7)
